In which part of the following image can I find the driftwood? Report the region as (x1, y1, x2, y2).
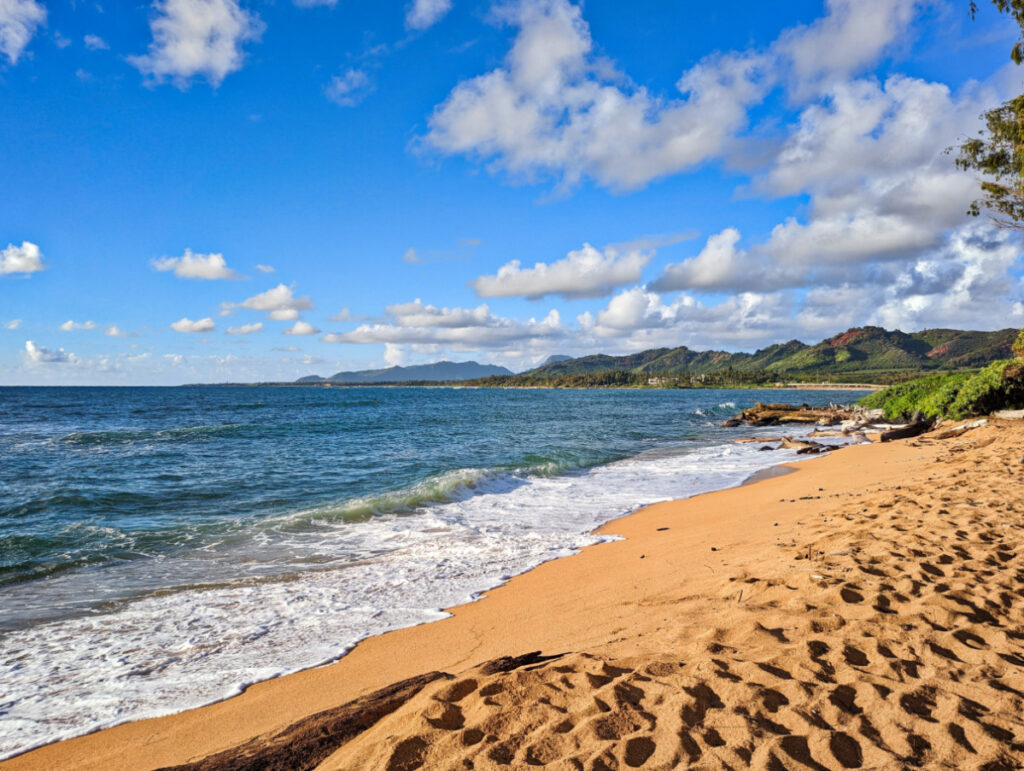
(779, 436, 830, 454)
(880, 419, 934, 443)
(928, 418, 988, 440)
(721, 402, 856, 428)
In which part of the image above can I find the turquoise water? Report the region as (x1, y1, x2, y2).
(0, 385, 861, 757)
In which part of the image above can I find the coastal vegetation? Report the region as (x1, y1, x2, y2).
(859, 357, 1024, 421)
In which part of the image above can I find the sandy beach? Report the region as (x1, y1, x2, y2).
(7, 419, 1024, 770)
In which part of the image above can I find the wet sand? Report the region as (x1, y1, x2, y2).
(7, 420, 1024, 770)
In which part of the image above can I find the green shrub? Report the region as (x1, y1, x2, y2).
(947, 359, 1024, 418)
(858, 373, 968, 421)
(858, 360, 1024, 420)
(1014, 328, 1024, 360)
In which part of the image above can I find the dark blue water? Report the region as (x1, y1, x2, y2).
(0, 385, 863, 757)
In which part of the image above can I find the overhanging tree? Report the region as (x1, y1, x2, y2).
(955, 2, 1024, 229)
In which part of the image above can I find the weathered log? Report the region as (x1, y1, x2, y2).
(880, 419, 934, 443)
(929, 418, 988, 440)
(779, 436, 830, 454)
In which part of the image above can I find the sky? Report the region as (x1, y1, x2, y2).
(1, 0, 1023, 384)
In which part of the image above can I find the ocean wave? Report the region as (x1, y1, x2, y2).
(61, 424, 250, 447)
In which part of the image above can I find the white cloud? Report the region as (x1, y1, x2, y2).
(221, 283, 314, 319)
(384, 342, 406, 366)
(84, 33, 108, 50)
(650, 228, 803, 293)
(577, 287, 799, 350)
(323, 299, 565, 350)
(329, 307, 351, 322)
(255, 263, 275, 273)
(402, 248, 421, 264)
(129, 0, 263, 87)
(422, 0, 928, 192)
(283, 320, 320, 336)
(0, 0, 46, 64)
(0, 241, 45, 275)
(171, 316, 216, 333)
(471, 242, 651, 299)
(60, 320, 98, 331)
(24, 340, 79, 364)
(406, 0, 452, 30)
(775, 0, 917, 98)
(293, 0, 336, 6)
(652, 74, 999, 293)
(105, 325, 138, 338)
(152, 248, 241, 279)
(325, 68, 372, 107)
(5, 319, 22, 330)
(424, 0, 770, 191)
(226, 322, 263, 334)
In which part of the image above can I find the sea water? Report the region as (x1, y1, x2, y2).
(0, 385, 862, 757)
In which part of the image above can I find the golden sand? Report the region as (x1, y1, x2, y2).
(7, 420, 1024, 770)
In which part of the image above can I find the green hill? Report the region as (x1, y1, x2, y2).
(517, 326, 1018, 382)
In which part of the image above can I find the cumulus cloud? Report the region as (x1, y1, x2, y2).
(226, 322, 263, 334)
(152, 248, 241, 279)
(406, 0, 452, 30)
(221, 283, 314, 320)
(171, 316, 216, 333)
(856, 224, 1024, 331)
(471, 242, 651, 299)
(653, 74, 999, 294)
(402, 248, 421, 264)
(24, 340, 79, 364)
(574, 287, 802, 351)
(1, 241, 46, 275)
(329, 307, 352, 322)
(60, 320, 97, 331)
(775, 0, 918, 97)
(84, 33, 108, 50)
(323, 299, 565, 350)
(421, 0, 923, 192)
(283, 320, 320, 336)
(255, 263, 275, 273)
(0, 0, 46, 64)
(105, 325, 137, 338)
(5, 319, 22, 330)
(325, 68, 373, 107)
(423, 0, 770, 191)
(129, 0, 263, 87)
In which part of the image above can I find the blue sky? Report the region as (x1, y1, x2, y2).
(1, 0, 1022, 384)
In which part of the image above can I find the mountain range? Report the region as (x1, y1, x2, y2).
(295, 327, 1019, 385)
(518, 327, 1019, 379)
(298, 360, 513, 384)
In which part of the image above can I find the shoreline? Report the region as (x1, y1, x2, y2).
(7, 420, 1023, 769)
(0, 432, 827, 763)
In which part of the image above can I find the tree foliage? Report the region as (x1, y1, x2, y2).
(970, 1, 1024, 61)
(956, 2, 1024, 228)
(954, 96, 1024, 227)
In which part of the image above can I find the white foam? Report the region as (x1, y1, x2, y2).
(0, 432, 833, 759)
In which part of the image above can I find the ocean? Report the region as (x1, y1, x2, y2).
(0, 385, 862, 758)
